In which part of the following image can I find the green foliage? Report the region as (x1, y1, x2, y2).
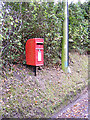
(1, 1, 89, 69)
(69, 2, 89, 53)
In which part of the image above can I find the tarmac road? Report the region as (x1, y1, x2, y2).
(51, 88, 88, 119)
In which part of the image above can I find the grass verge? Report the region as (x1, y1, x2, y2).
(1, 52, 88, 118)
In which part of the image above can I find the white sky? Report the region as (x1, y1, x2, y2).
(54, 0, 88, 4)
(68, 0, 87, 4)
(55, 0, 87, 4)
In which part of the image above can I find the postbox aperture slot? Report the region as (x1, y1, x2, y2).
(36, 42, 43, 45)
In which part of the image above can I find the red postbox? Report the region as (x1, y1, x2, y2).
(26, 38, 44, 66)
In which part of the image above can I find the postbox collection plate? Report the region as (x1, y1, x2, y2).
(38, 50, 41, 61)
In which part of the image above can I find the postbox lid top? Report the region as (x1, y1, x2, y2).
(27, 38, 44, 42)
(34, 38, 44, 40)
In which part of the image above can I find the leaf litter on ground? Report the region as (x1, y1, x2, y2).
(1, 52, 88, 118)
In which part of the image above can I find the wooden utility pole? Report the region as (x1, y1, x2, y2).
(61, 0, 69, 72)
